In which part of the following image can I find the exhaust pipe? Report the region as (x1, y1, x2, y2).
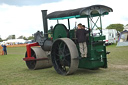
(41, 10, 48, 38)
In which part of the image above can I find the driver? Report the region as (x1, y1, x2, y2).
(76, 23, 88, 58)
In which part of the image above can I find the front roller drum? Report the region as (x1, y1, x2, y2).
(25, 47, 52, 70)
(51, 38, 79, 75)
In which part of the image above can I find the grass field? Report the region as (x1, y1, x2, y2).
(0, 45, 128, 85)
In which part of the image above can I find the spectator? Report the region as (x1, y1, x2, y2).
(1, 44, 7, 55)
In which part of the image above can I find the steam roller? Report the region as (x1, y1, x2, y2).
(23, 5, 112, 75)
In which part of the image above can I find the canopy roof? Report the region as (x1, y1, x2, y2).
(47, 5, 113, 20)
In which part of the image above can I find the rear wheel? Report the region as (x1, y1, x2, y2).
(51, 38, 79, 75)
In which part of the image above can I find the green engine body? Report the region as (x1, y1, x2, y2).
(51, 24, 107, 69)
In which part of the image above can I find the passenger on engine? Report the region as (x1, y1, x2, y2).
(76, 23, 88, 58)
(82, 25, 88, 30)
(82, 25, 85, 29)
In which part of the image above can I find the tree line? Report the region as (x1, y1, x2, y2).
(106, 23, 127, 32)
(97, 23, 127, 32)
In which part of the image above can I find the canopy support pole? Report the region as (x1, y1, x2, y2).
(87, 17, 90, 37)
(68, 19, 70, 30)
(100, 15, 103, 35)
(57, 20, 59, 24)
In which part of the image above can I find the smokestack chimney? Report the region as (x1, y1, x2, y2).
(41, 10, 48, 38)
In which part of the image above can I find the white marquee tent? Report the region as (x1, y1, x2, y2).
(1, 39, 26, 45)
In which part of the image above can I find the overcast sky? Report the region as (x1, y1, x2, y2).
(0, 0, 128, 39)
(0, 0, 60, 6)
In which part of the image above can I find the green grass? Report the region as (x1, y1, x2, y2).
(0, 46, 128, 85)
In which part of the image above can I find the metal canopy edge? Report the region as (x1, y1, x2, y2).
(47, 5, 113, 20)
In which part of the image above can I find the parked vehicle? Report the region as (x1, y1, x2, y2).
(111, 29, 118, 43)
(93, 29, 118, 44)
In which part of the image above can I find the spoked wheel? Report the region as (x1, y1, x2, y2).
(51, 38, 79, 75)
